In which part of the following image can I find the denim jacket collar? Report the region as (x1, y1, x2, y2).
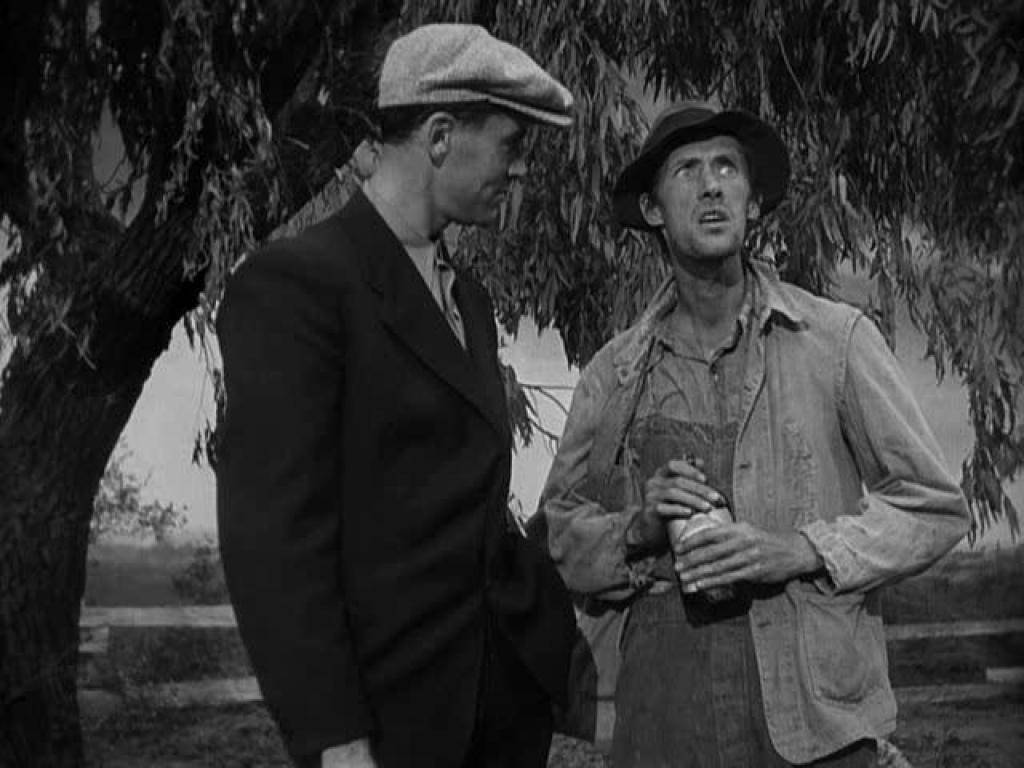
(611, 258, 805, 386)
(751, 258, 807, 330)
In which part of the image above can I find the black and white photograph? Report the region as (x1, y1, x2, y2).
(1, 2, 1021, 766)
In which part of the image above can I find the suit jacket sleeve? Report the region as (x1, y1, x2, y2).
(216, 242, 370, 758)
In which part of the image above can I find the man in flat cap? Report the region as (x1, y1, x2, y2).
(537, 102, 969, 766)
(217, 24, 576, 768)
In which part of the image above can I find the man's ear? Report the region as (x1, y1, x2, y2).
(352, 138, 380, 181)
(639, 192, 664, 229)
(747, 197, 761, 222)
(424, 113, 455, 166)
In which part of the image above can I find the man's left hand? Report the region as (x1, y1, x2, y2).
(673, 522, 824, 591)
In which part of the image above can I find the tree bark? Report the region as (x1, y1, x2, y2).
(0, 1, 401, 762)
(0, 210, 193, 763)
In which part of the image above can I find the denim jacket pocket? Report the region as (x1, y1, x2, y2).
(795, 587, 886, 706)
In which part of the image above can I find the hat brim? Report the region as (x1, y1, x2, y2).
(380, 90, 573, 128)
(613, 111, 790, 231)
(484, 93, 573, 127)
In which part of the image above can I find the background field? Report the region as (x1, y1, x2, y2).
(84, 540, 1024, 619)
(80, 542, 1024, 767)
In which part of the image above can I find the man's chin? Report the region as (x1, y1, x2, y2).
(451, 207, 501, 229)
(692, 235, 744, 259)
(674, 244, 744, 267)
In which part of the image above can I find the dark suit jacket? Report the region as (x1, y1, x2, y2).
(215, 190, 575, 766)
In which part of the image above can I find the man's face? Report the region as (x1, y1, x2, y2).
(438, 112, 528, 226)
(641, 135, 759, 264)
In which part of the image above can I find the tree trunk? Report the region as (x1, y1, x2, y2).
(0, 1, 402, 761)
(0, 207, 200, 765)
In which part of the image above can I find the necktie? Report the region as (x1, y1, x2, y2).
(433, 256, 466, 350)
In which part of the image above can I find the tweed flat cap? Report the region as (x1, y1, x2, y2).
(378, 23, 573, 127)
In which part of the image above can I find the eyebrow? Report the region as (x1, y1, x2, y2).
(666, 148, 743, 172)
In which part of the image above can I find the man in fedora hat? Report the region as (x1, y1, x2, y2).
(538, 102, 968, 766)
(217, 24, 576, 768)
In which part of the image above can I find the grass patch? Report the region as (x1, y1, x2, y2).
(107, 627, 250, 686)
(883, 547, 1024, 624)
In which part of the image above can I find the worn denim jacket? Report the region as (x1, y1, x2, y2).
(540, 259, 970, 763)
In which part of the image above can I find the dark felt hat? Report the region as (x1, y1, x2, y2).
(613, 101, 790, 230)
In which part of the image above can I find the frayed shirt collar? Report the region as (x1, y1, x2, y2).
(611, 259, 805, 379)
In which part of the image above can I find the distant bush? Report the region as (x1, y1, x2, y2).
(92, 446, 187, 543)
(172, 538, 229, 605)
(84, 542, 195, 606)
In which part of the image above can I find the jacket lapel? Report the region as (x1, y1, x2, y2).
(340, 190, 507, 437)
(456, 277, 511, 441)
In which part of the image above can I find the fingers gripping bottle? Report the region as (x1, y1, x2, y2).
(667, 502, 736, 603)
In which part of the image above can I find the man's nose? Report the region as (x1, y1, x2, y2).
(508, 157, 527, 179)
(698, 164, 722, 197)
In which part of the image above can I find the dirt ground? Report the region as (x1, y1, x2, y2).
(889, 695, 1024, 768)
(82, 690, 1023, 767)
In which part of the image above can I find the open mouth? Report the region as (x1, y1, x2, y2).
(699, 210, 729, 225)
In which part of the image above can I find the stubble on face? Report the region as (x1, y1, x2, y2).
(442, 113, 527, 227)
(643, 135, 757, 272)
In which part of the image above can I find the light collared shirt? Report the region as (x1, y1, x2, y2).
(404, 240, 465, 349)
(621, 272, 754, 581)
